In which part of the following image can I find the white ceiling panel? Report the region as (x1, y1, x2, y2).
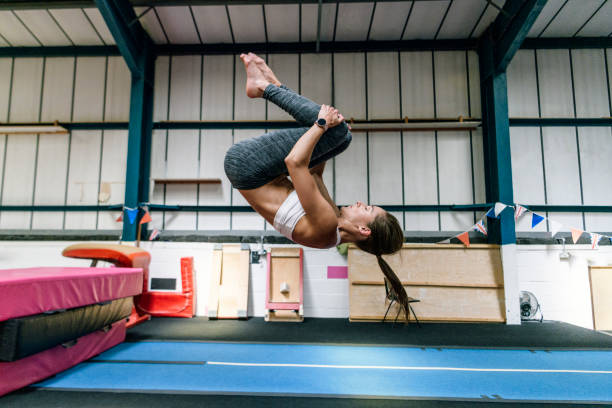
(156, 7, 201, 44)
(265, 4, 299, 42)
(541, 0, 605, 37)
(0, 10, 40, 46)
(576, 0, 612, 37)
(402, 0, 450, 40)
(14, 10, 70, 46)
(227, 5, 266, 43)
(335, 2, 374, 42)
(436, 0, 487, 39)
(49, 9, 104, 45)
(134, 7, 168, 44)
(83, 8, 115, 45)
(527, 0, 565, 37)
(301, 3, 336, 42)
(470, 0, 505, 38)
(368, 1, 412, 41)
(192, 6, 232, 43)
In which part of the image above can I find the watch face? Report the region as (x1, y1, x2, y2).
(317, 118, 327, 126)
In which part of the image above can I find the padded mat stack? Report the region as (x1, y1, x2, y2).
(0, 266, 143, 396)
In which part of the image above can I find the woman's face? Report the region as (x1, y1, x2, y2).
(341, 201, 385, 226)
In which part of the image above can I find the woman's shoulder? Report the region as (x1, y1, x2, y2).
(293, 215, 338, 249)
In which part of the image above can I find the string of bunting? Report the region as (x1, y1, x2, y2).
(437, 202, 612, 249)
(115, 205, 160, 241)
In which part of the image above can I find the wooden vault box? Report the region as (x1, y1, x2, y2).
(348, 244, 505, 323)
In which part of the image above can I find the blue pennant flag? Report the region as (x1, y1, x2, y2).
(126, 208, 138, 224)
(531, 213, 545, 228)
(486, 208, 497, 219)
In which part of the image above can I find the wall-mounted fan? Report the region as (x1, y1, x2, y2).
(520, 291, 543, 322)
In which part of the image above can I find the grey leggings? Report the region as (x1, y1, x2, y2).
(224, 84, 352, 190)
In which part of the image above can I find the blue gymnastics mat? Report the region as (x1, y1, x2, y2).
(34, 342, 612, 403)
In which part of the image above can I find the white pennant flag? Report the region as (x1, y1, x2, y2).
(437, 238, 451, 244)
(590, 233, 602, 249)
(549, 220, 563, 237)
(515, 205, 527, 221)
(494, 202, 507, 217)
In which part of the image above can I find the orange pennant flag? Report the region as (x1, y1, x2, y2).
(116, 213, 123, 222)
(139, 210, 152, 225)
(571, 228, 583, 244)
(457, 231, 470, 247)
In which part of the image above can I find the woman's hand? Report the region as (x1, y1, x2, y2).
(318, 104, 345, 128)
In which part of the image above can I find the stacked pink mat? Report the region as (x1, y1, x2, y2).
(0, 266, 143, 396)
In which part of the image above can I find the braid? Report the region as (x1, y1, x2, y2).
(377, 254, 410, 323)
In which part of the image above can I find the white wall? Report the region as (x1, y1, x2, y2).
(1, 240, 610, 327)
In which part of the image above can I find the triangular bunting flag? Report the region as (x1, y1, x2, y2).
(149, 228, 160, 241)
(515, 205, 527, 221)
(139, 210, 152, 225)
(115, 213, 123, 222)
(590, 233, 602, 249)
(494, 202, 507, 217)
(486, 208, 497, 218)
(457, 231, 470, 247)
(437, 238, 451, 244)
(472, 219, 488, 236)
(549, 220, 563, 237)
(126, 208, 138, 225)
(571, 228, 583, 244)
(531, 212, 545, 228)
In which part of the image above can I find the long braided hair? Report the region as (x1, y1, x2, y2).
(354, 212, 409, 322)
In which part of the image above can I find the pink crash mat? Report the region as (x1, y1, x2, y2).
(0, 319, 126, 397)
(0, 266, 143, 322)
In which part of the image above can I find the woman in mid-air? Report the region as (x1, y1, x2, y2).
(225, 53, 410, 321)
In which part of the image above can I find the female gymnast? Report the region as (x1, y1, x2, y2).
(225, 53, 411, 322)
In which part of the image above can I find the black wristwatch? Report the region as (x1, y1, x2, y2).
(315, 118, 328, 131)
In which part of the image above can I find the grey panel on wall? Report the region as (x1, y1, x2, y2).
(542, 127, 582, 205)
(402, 0, 449, 40)
(73, 57, 106, 122)
(0, 135, 36, 229)
(14, 10, 71, 46)
(507, 50, 539, 117)
(169, 55, 201, 121)
(97, 130, 127, 230)
(41, 57, 75, 123)
(227, 5, 266, 43)
(334, 2, 374, 42)
(333, 53, 366, 119)
(32, 134, 69, 230)
(0, 59, 11, 121)
(540, 0, 604, 38)
(578, 127, 612, 206)
(510, 127, 546, 205)
(202, 55, 234, 121)
(9, 58, 43, 123)
(301, 3, 336, 42)
(367, 52, 399, 120)
(436, 0, 486, 40)
(536, 50, 574, 118)
(265, 4, 299, 43)
(368, 1, 412, 41)
(301, 53, 332, 106)
(335, 133, 367, 206)
(467, 51, 481, 118)
(104, 57, 131, 122)
(471, 128, 486, 205)
(369, 132, 402, 205)
(64, 130, 102, 230)
(571, 49, 610, 118)
(0, 10, 39, 46)
(153, 56, 170, 122)
(434, 51, 469, 118)
(192, 6, 232, 44)
(401, 51, 434, 118)
(576, 1, 612, 37)
(199, 129, 232, 230)
(49, 9, 104, 46)
(155, 6, 200, 44)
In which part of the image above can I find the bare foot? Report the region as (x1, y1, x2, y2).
(240, 53, 269, 98)
(249, 52, 281, 87)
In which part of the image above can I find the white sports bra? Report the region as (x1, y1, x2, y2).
(273, 190, 341, 249)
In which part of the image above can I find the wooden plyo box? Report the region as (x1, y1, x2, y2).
(349, 244, 505, 323)
(265, 247, 304, 322)
(208, 244, 250, 319)
(589, 266, 612, 330)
